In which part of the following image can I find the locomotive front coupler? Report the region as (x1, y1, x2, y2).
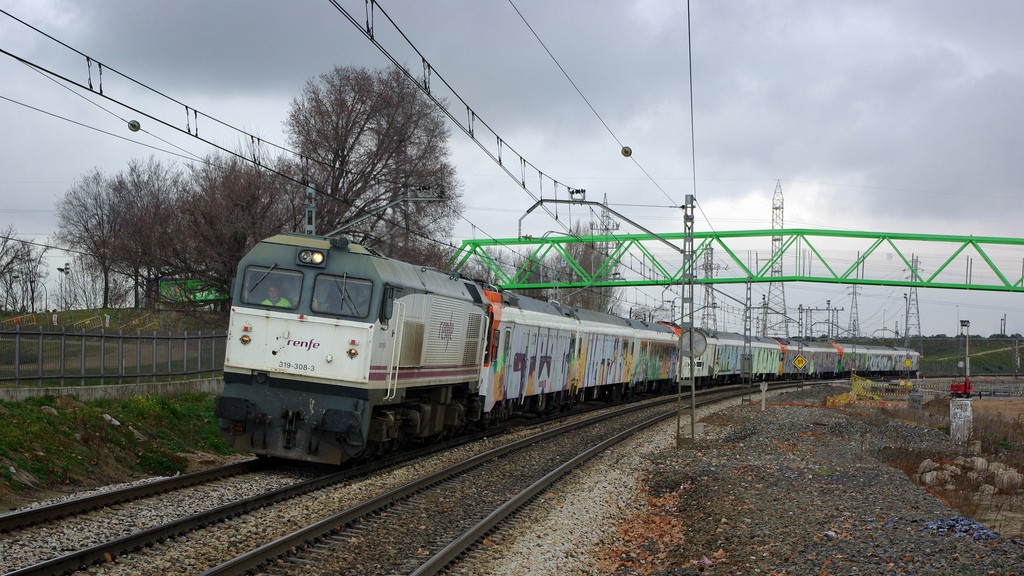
(282, 409, 305, 450)
(252, 413, 273, 449)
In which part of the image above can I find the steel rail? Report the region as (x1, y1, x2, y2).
(2, 392, 667, 576)
(0, 459, 268, 533)
(3, 383, 805, 575)
(411, 410, 674, 575)
(411, 381, 815, 575)
(1, 429, 509, 576)
(197, 385, 773, 575)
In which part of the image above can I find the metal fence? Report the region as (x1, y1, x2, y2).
(912, 377, 1024, 398)
(0, 326, 227, 388)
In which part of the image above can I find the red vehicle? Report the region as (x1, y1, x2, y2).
(950, 377, 972, 398)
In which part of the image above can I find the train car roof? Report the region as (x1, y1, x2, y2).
(573, 307, 631, 327)
(499, 290, 573, 317)
(842, 342, 919, 354)
(776, 339, 838, 350)
(260, 233, 376, 255)
(628, 318, 678, 335)
(258, 234, 478, 302)
(706, 331, 780, 346)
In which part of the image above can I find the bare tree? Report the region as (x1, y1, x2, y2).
(56, 169, 120, 308)
(178, 151, 300, 306)
(66, 253, 132, 310)
(108, 157, 186, 309)
(16, 239, 50, 313)
(284, 65, 462, 266)
(509, 222, 621, 314)
(0, 226, 33, 311)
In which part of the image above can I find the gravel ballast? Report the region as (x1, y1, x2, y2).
(5, 386, 1022, 575)
(453, 386, 1024, 575)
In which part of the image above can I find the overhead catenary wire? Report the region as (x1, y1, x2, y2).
(326, 0, 576, 237)
(0, 8, 449, 220)
(0, 12, 542, 292)
(12, 55, 210, 166)
(1, 5, 635, 248)
(0, 93, 443, 269)
(0, 6, 680, 316)
(0, 94, 204, 164)
(1, 5, 584, 257)
(507, 0, 679, 208)
(0, 66, 452, 250)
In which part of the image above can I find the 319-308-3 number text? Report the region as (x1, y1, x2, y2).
(279, 361, 315, 372)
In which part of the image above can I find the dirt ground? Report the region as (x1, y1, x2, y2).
(972, 398, 1024, 421)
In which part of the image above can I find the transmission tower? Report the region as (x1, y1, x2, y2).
(765, 180, 790, 336)
(846, 252, 863, 338)
(847, 285, 861, 338)
(589, 193, 620, 313)
(904, 255, 922, 347)
(701, 247, 718, 331)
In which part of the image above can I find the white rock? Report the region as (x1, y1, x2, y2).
(994, 470, 1022, 493)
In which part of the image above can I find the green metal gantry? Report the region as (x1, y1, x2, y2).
(450, 228, 1024, 293)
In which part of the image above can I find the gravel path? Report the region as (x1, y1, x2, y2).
(453, 385, 1024, 575)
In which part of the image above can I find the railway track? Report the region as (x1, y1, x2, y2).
(0, 460, 269, 532)
(0, 383, 802, 575)
(201, 388, 754, 576)
(0, 428, 522, 576)
(0, 460, 332, 575)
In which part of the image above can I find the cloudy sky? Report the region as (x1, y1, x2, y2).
(1, 0, 1022, 337)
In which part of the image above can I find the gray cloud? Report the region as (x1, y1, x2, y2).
(1, 0, 1021, 335)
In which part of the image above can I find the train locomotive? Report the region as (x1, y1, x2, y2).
(215, 233, 920, 465)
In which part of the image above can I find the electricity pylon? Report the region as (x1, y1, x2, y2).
(765, 180, 790, 336)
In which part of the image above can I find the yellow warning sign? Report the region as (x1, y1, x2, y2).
(793, 355, 807, 370)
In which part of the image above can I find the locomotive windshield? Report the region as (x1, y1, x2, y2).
(312, 274, 373, 319)
(241, 266, 302, 309)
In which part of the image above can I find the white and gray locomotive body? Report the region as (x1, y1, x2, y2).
(216, 234, 920, 465)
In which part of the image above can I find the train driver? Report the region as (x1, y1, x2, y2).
(262, 284, 292, 307)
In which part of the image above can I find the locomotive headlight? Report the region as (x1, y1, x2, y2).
(297, 250, 326, 265)
(347, 348, 358, 358)
(240, 335, 252, 345)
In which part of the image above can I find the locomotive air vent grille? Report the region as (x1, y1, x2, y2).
(400, 322, 425, 366)
(463, 313, 482, 365)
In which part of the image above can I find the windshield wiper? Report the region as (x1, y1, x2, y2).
(249, 264, 278, 293)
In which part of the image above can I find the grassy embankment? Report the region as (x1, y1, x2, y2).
(0, 391, 232, 510)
